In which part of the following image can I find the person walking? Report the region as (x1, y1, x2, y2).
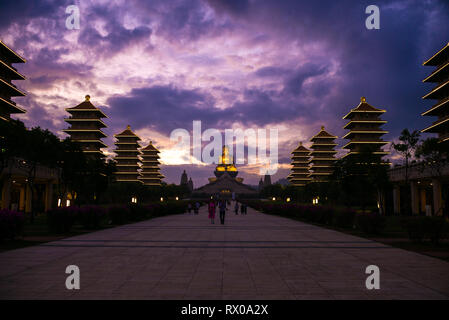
(240, 203, 245, 215)
(234, 201, 239, 215)
(244, 203, 248, 215)
(208, 200, 216, 224)
(194, 201, 200, 214)
(219, 200, 227, 225)
(187, 203, 192, 214)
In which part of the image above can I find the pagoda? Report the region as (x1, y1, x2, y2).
(308, 126, 338, 182)
(0, 40, 26, 121)
(422, 42, 449, 144)
(287, 142, 311, 186)
(140, 141, 164, 186)
(342, 97, 389, 160)
(63, 95, 107, 157)
(113, 125, 142, 183)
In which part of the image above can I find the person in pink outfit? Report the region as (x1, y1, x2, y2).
(208, 200, 216, 224)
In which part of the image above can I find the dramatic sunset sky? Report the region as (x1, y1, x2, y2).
(1, 0, 448, 186)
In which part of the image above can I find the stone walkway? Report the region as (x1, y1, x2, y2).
(1, 203, 448, 300)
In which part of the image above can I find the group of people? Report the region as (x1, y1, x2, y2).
(207, 199, 247, 225)
(187, 201, 201, 214)
(187, 199, 248, 225)
(234, 202, 247, 215)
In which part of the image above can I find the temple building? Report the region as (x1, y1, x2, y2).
(258, 178, 264, 190)
(421, 42, 449, 144)
(180, 170, 188, 185)
(0, 40, 26, 121)
(308, 126, 338, 182)
(113, 125, 142, 183)
(140, 141, 164, 186)
(63, 95, 107, 157)
(188, 177, 194, 192)
(288, 142, 311, 187)
(193, 145, 257, 198)
(342, 97, 389, 160)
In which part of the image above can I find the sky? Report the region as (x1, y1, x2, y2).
(2, 0, 448, 187)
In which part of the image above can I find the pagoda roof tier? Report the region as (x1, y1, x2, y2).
(309, 150, 338, 154)
(75, 139, 108, 147)
(423, 42, 449, 67)
(421, 116, 449, 133)
(116, 171, 142, 175)
(308, 172, 332, 176)
(0, 78, 26, 96)
(66, 95, 108, 118)
(0, 40, 26, 63)
(291, 142, 309, 153)
(308, 158, 337, 162)
(116, 178, 143, 183)
(83, 150, 105, 154)
(141, 159, 160, 162)
(310, 126, 337, 140)
(142, 141, 160, 152)
(116, 163, 141, 167)
(115, 125, 141, 139)
(64, 118, 107, 127)
(343, 141, 388, 149)
(343, 97, 386, 119)
(292, 154, 310, 158)
(343, 120, 387, 129)
(114, 156, 142, 160)
(310, 144, 338, 148)
(114, 149, 142, 153)
(423, 60, 449, 83)
(342, 130, 388, 139)
(0, 97, 26, 114)
(292, 160, 309, 164)
(62, 129, 107, 138)
(0, 59, 25, 80)
(342, 151, 389, 158)
(292, 151, 310, 155)
(422, 79, 449, 100)
(422, 96, 449, 116)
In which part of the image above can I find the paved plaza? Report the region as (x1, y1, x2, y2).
(0, 204, 448, 300)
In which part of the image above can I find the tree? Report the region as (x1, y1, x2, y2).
(392, 129, 421, 184)
(330, 145, 389, 212)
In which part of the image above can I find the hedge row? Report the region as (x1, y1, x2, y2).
(243, 201, 449, 243)
(47, 201, 188, 234)
(0, 209, 25, 241)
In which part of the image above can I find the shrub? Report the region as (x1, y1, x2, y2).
(47, 207, 77, 234)
(355, 212, 386, 234)
(402, 216, 449, 245)
(108, 206, 129, 225)
(127, 203, 148, 221)
(333, 208, 356, 228)
(0, 209, 25, 240)
(77, 205, 107, 229)
(423, 217, 449, 245)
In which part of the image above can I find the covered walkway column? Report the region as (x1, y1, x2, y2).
(393, 185, 401, 215)
(1, 177, 12, 209)
(411, 181, 419, 215)
(432, 179, 443, 216)
(44, 182, 54, 212)
(25, 184, 32, 214)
